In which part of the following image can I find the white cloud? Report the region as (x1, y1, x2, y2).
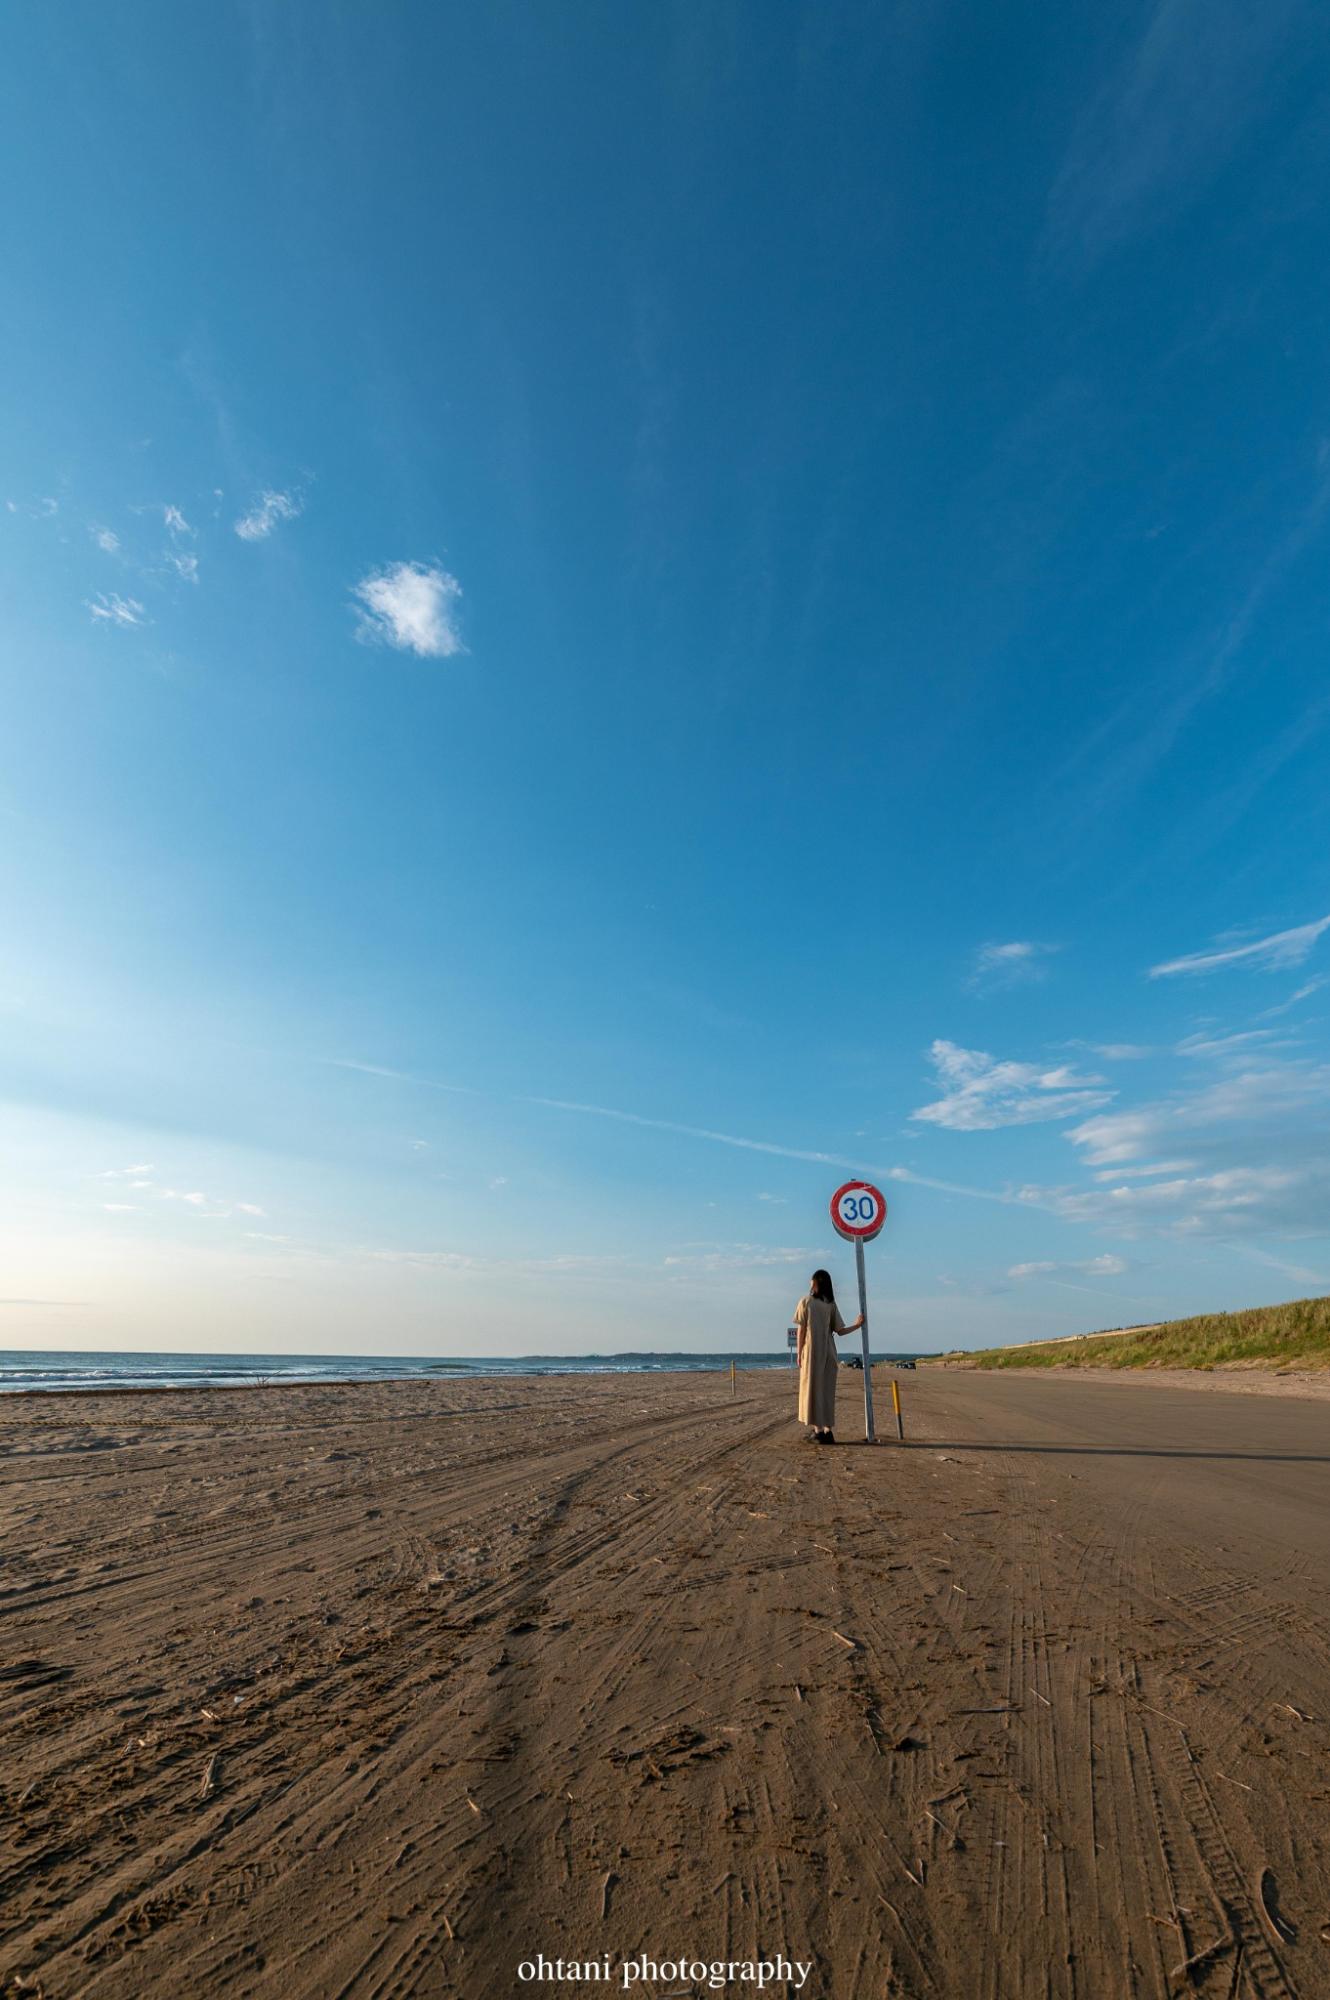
(234, 489, 302, 541)
(101, 1169, 265, 1222)
(37, 497, 59, 518)
(102, 1202, 138, 1213)
(90, 525, 120, 553)
(1258, 976, 1330, 1020)
(163, 504, 193, 537)
(1023, 1164, 1321, 1238)
(662, 1243, 819, 1274)
(911, 1041, 1114, 1131)
(1175, 1029, 1294, 1059)
(166, 550, 199, 584)
(354, 560, 464, 659)
(1008, 1254, 1127, 1279)
(1086, 1043, 1154, 1060)
(87, 593, 146, 628)
(1149, 916, 1330, 979)
(1068, 1061, 1330, 1166)
(967, 940, 1059, 991)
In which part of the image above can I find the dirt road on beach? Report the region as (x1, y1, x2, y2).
(2, 1369, 1328, 2000)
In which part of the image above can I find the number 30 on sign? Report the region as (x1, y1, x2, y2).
(830, 1180, 887, 1241)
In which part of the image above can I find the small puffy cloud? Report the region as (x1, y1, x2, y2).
(163, 504, 193, 537)
(234, 489, 302, 541)
(911, 1041, 1113, 1131)
(166, 550, 199, 584)
(102, 1202, 139, 1213)
(354, 560, 464, 659)
(90, 525, 120, 553)
(235, 1202, 265, 1217)
(967, 940, 1059, 991)
(87, 593, 146, 628)
(37, 497, 59, 518)
(1150, 917, 1330, 979)
(1086, 1043, 1154, 1060)
(1008, 1253, 1127, 1279)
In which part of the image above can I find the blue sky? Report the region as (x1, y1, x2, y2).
(4, 0, 1330, 1356)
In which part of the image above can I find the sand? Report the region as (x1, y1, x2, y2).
(928, 1359, 1330, 1401)
(2, 1367, 1328, 1999)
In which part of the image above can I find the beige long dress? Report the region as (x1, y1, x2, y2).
(794, 1294, 845, 1427)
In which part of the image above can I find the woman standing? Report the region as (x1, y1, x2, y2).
(793, 1269, 864, 1444)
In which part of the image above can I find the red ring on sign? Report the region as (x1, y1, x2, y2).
(830, 1179, 887, 1241)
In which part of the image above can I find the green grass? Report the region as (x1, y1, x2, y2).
(935, 1294, 1330, 1372)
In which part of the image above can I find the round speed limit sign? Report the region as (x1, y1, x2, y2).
(830, 1179, 887, 1242)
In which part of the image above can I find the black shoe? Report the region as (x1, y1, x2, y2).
(822, 1431, 836, 1446)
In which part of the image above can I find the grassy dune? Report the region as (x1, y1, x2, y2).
(936, 1294, 1330, 1372)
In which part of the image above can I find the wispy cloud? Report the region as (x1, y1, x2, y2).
(662, 1243, 820, 1274)
(1022, 1163, 1325, 1238)
(163, 504, 193, 537)
(1046, 0, 1303, 263)
(1258, 976, 1329, 1021)
(166, 550, 199, 584)
(1235, 1244, 1327, 1286)
(967, 941, 1059, 991)
(528, 1095, 855, 1167)
(1150, 916, 1330, 979)
(353, 561, 464, 659)
(87, 593, 147, 628)
(234, 489, 303, 542)
(911, 1041, 1113, 1131)
(1069, 1058, 1330, 1166)
(316, 1056, 478, 1095)
(90, 525, 120, 553)
(1175, 1029, 1298, 1060)
(322, 1061, 1044, 1211)
(1008, 1253, 1127, 1279)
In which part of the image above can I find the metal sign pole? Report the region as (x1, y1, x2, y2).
(856, 1237, 876, 1443)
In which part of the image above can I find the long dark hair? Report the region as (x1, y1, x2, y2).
(810, 1269, 836, 1303)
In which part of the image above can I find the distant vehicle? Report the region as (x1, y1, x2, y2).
(895, 1359, 916, 1370)
(841, 1355, 864, 1369)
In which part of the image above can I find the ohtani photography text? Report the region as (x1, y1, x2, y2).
(516, 1954, 814, 1991)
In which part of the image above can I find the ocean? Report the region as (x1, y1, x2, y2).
(0, 1347, 911, 1395)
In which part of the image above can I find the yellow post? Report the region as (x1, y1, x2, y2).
(891, 1377, 904, 1441)
(731, 1358, 737, 1398)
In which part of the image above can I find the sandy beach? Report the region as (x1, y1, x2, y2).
(3, 1367, 1328, 1999)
